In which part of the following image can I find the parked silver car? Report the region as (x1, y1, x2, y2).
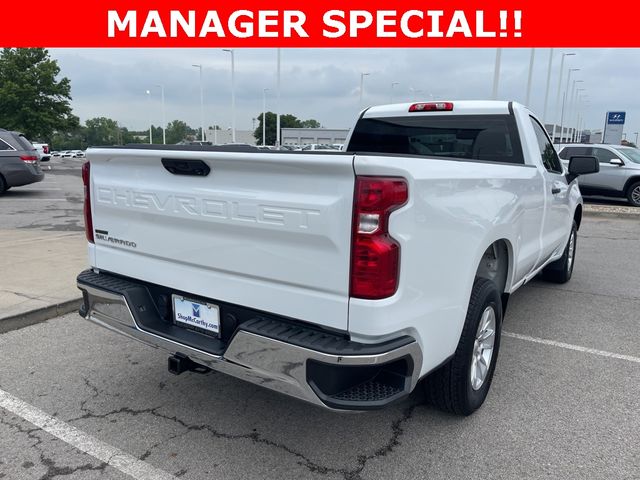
(558, 144, 640, 207)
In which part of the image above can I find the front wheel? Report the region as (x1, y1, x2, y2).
(627, 181, 640, 207)
(423, 278, 502, 416)
(542, 221, 577, 284)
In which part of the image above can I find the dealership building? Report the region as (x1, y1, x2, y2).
(281, 128, 350, 146)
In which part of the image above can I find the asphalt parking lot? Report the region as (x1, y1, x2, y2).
(0, 157, 83, 231)
(0, 211, 638, 480)
(1, 159, 639, 479)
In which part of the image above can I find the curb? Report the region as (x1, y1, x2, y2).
(583, 209, 640, 220)
(0, 297, 82, 334)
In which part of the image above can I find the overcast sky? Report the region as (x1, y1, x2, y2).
(49, 48, 640, 139)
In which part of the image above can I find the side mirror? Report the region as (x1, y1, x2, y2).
(609, 158, 624, 166)
(566, 155, 599, 183)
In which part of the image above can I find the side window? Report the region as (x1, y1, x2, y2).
(559, 146, 589, 160)
(0, 139, 13, 151)
(592, 148, 619, 164)
(530, 117, 563, 173)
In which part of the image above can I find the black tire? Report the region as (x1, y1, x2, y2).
(627, 181, 640, 207)
(0, 175, 7, 196)
(423, 278, 502, 416)
(542, 221, 577, 284)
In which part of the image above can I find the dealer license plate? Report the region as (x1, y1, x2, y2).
(172, 295, 220, 336)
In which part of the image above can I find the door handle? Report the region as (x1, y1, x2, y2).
(551, 187, 561, 195)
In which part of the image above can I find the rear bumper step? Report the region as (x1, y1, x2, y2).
(77, 270, 422, 411)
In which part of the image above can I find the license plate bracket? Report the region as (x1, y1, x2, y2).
(172, 295, 220, 337)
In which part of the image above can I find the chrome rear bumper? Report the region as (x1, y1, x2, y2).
(78, 277, 422, 410)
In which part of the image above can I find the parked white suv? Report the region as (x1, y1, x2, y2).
(77, 101, 598, 415)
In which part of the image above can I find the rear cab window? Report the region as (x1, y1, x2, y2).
(347, 114, 525, 165)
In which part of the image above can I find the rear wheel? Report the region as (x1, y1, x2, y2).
(423, 278, 502, 416)
(0, 175, 7, 196)
(542, 221, 577, 284)
(627, 181, 640, 207)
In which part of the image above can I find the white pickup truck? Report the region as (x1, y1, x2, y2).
(77, 101, 598, 415)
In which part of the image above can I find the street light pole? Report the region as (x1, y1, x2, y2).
(525, 48, 535, 106)
(222, 49, 236, 143)
(572, 87, 585, 141)
(491, 48, 502, 100)
(155, 84, 166, 144)
(542, 48, 553, 123)
(390, 82, 399, 103)
(192, 64, 204, 141)
(276, 48, 281, 148)
(567, 81, 583, 141)
(262, 88, 269, 146)
(560, 68, 579, 143)
(359, 72, 370, 109)
(635, 132, 639, 145)
(552, 52, 576, 143)
(145, 90, 152, 144)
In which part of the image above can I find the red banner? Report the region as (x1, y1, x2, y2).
(2, 0, 639, 47)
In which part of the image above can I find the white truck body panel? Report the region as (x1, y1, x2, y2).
(88, 149, 355, 331)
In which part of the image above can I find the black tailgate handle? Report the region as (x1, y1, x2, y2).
(161, 158, 210, 176)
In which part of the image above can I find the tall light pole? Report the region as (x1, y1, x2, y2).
(359, 72, 370, 109)
(525, 48, 536, 107)
(567, 80, 583, 141)
(559, 68, 579, 143)
(145, 90, 152, 144)
(192, 64, 204, 142)
(390, 82, 399, 103)
(222, 49, 236, 143)
(542, 48, 554, 123)
(262, 88, 269, 146)
(552, 52, 576, 142)
(571, 86, 585, 141)
(155, 84, 166, 144)
(491, 48, 502, 100)
(276, 48, 281, 148)
(635, 132, 639, 145)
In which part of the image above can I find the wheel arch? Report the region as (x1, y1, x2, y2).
(474, 239, 513, 313)
(623, 176, 640, 196)
(574, 204, 583, 231)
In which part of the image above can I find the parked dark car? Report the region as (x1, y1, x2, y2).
(0, 129, 44, 195)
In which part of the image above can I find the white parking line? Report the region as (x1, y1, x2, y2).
(0, 389, 177, 480)
(503, 331, 640, 364)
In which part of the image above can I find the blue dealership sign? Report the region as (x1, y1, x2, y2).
(607, 112, 626, 125)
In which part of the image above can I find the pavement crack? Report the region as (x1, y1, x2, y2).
(65, 387, 419, 480)
(37, 452, 107, 480)
(0, 289, 41, 301)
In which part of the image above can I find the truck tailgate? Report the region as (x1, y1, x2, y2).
(88, 149, 355, 331)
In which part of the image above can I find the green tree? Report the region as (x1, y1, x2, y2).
(166, 120, 191, 144)
(0, 48, 78, 141)
(300, 119, 321, 128)
(254, 113, 321, 145)
(85, 117, 120, 146)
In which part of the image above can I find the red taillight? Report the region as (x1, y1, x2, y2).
(82, 162, 94, 243)
(350, 177, 408, 299)
(20, 155, 38, 164)
(409, 102, 454, 112)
